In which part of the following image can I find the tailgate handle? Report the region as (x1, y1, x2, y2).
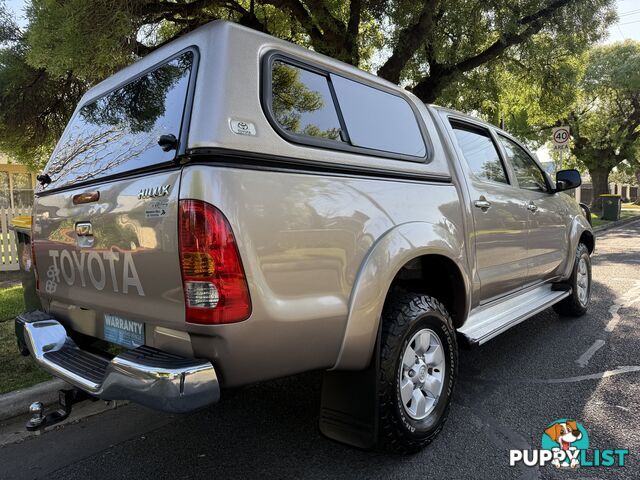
(72, 191, 100, 205)
(75, 222, 93, 237)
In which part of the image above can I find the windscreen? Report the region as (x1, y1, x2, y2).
(41, 51, 193, 190)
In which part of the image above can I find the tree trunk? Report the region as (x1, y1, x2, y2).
(636, 171, 640, 205)
(589, 167, 612, 213)
(411, 69, 450, 104)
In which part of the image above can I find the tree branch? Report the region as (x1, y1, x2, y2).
(377, 0, 440, 84)
(261, 0, 323, 44)
(304, 0, 346, 39)
(412, 0, 576, 102)
(142, 0, 223, 17)
(346, 0, 362, 65)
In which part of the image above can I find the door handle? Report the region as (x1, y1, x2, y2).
(526, 202, 538, 212)
(474, 199, 492, 210)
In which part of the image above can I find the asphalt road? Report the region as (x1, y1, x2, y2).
(1, 220, 639, 480)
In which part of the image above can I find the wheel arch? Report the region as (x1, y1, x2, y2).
(561, 215, 595, 280)
(579, 230, 595, 254)
(385, 254, 467, 330)
(331, 221, 470, 371)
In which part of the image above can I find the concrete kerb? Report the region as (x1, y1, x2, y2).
(0, 379, 68, 422)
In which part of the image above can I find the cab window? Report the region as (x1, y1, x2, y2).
(451, 123, 509, 184)
(498, 135, 548, 192)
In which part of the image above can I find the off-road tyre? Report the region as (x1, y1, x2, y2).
(378, 293, 457, 454)
(553, 243, 591, 317)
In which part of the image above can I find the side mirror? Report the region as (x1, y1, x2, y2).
(555, 169, 581, 192)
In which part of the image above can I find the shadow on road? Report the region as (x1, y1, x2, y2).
(5, 275, 632, 480)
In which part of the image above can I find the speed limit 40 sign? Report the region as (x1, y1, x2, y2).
(552, 126, 570, 149)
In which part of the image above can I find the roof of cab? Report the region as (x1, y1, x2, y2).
(74, 20, 453, 181)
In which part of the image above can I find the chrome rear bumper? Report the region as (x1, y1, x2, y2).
(17, 312, 220, 413)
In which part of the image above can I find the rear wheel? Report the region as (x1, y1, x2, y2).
(553, 243, 591, 317)
(378, 293, 457, 453)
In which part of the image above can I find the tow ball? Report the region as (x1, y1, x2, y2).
(25, 388, 95, 432)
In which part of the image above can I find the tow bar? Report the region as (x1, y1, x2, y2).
(26, 388, 96, 432)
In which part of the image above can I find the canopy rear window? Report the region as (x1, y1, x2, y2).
(41, 51, 194, 190)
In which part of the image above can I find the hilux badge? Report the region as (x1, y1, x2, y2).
(138, 184, 170, 199)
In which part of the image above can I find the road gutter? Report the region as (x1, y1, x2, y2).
(0, 379, 68, 422)
(0, 398, 128, 447)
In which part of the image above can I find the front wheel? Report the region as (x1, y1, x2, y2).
(553, 243, 591, 317)
(378, 294, 457, 453)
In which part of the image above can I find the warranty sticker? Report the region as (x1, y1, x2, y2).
(145, 199, 169, 218)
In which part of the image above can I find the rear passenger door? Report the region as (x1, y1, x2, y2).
(496, 134, 568, 282)
(449, 121, 530, 302)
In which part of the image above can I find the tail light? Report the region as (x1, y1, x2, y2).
(178, 199, 251, 324)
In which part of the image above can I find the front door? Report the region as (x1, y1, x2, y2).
(496, 134, 568, 281)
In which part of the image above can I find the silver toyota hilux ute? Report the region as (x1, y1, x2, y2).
(16, 20, 594, 452)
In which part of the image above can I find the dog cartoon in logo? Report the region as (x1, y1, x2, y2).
(544, 420, 582, 468)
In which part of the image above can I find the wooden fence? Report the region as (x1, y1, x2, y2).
(0, 207, 32, 271)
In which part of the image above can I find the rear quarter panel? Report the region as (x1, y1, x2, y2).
(181, 165, 467, 386)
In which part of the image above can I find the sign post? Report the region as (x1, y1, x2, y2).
(552, 126, 571, 168)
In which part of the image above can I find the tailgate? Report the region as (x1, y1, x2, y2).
(32, 171, 185, 336)
(29, 50, 196, 343)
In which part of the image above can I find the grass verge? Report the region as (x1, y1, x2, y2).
(591, 209, 640, 228)
(0, 285, 50, 394)
(0, 285, 25, 321)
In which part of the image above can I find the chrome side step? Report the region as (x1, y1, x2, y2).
(458, 285, 571, 346)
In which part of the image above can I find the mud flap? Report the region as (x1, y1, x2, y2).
(319, 334, 381, 449)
